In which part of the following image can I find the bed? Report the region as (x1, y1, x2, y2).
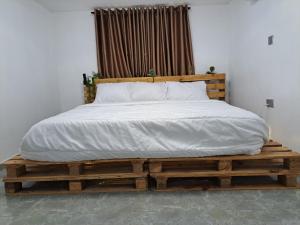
(21, 99, 268, 162)
(4, 74, 299, 195)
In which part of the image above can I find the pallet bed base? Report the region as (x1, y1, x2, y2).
(149, 141, 300, 191)
(3, 157, 148, 195)
(2, 141, 300, 195)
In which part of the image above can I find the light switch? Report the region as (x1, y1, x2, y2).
(266, 99, 274, 108)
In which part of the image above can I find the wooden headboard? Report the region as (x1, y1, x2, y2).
(84, 73, 225, 103)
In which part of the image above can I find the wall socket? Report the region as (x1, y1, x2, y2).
(266, 99, 274, 108)
(268, 35, 274, 45)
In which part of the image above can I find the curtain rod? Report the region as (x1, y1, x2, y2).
(91, 5, 191, 14)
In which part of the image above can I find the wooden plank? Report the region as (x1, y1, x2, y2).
(207, 91, 225, 99)
(6, 165, 26, 178)
(232, 159, 284, 169)
(69, 181, 83, 191)
(218, 160, 232, 171)
(3, 157, 147, 166)
(135, 178, 148, 190)
(284, 158, 300, 171)
(149, 162, 162, 173)
(153, 74, 225, 82)
(263, 141, 282, 147)
(94, 74, 226, 84)
(261, 146, 290, 152)
(218, 160, 232, 187)
(6, 186, 146, 196)
(156, 177, 168, 189)
(150, 168, 298, 179)
(3, 171, 147, 182)
(68, 164, 83, 176)
(149, 151, 300, 162)
(153, 184, 300, 192)
(131, 160, 145, 173)
(278, 175, 298, 187)
(95, 77, 153, 84)
(207, 83, 225, 90)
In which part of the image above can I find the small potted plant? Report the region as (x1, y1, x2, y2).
(147, 68, 156, 77)
(206, 66, 216, 74)
(82, 72, 102, 103)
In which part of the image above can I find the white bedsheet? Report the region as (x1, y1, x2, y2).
(21, 100, 269, 161)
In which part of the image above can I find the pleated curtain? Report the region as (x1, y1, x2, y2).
(94, 5, 195, 78)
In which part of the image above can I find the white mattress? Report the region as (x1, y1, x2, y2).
(21, 100, 269, 162)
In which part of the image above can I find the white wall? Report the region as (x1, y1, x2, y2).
(53, 12, 98, 111)
(229, 0, 300, 151)
(0, 0, 60, 162)
(54, 5, 230, 111)
(190, 5, 230, 75)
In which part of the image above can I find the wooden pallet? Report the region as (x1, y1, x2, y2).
(3, 156, 148, 195)
(149, 141, 300, 191)
(2, 141, 300, 195)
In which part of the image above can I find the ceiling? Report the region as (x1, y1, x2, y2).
(34, 0, 233, 12)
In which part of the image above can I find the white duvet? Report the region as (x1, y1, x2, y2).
(21, 100, 269, 162)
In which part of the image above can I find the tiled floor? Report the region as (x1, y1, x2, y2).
(0, 169, 300, 225)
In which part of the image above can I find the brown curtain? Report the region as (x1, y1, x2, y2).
(94, 5, 195, 78)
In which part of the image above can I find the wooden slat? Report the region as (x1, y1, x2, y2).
(6, 186, 146, 196)
(150, 168, 298, 179)
(153, 74, 225, 82)
(149, 151, 300, 163)
(3, 172, 147, 182)
(218, 160, 232, 171)
(135, 177, 148, 189)
(95, 77, 153, 84)
(207, 83, 225, 90)
(284, 158, 300, 171)
(207, 91, 225, 99)
(264, 141, 282, 147)
(156, 177, 168, 189)
(3, 156, 146, 166)
(261, 146, 290, 152)
(218, 160, 232, 187)
(149, 162, 162, 173)
(87, 74, 226, 85)
(131, 160, 144, 173)
(68, 164, 83, 176)
(69, 181, 83, 191)
(154, 184, 300, 192)
(278, 175, 298, 187)
(6, 165, 26, 178)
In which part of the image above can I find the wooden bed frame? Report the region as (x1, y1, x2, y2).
(2, 74, 300, 195)
(2, 141, 300, 195)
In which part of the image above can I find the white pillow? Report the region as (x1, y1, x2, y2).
(94, 82, 131, 103)
(166, 81, 209, 100)
(129, 82, 167, 102)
